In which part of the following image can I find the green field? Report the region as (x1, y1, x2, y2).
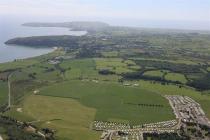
(130, 58, 201, 65)
(131, 80, 210, 119)
(143, 70, 167, 78)
(60, 59, 97, 79)
(0, 81, 8, 106)
(6, 79, 210, 139)
(23, 95, 100, 140)
(2, 55, 210, 140)
(165, 72, 187, 83)
(207, 67, 210, 72)
(36, 80, 174, 125)
(0, 59, 38, 72)
(94, 58, 137, 74)
(1, 25, 210, 140)
(101, 51, 119, 57)
(60, 58, 122, 81)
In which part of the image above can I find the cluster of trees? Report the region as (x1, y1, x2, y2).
(143, 132, 186, 140)
(125, 102, 164, 108)
(5, 35, 82, 48)
(122, 71, 182, 85)
(76, 47, 102, 58)
(179, 123, 210, 139)
(0, 104, 8, 113)
(41, 128, 56, 140)
(122, 61, 210, 91)
(28, 73, 36, 79)
(98, 69, 115, 75)
(0, 115, 57, 140)
(54, 64, 66, 75)
(187, 73, 210, 91)
(199, 124, 210, 132)
(134, 60, 202, 74)
(10, 80, 43, 105)
(44, 67, 55, 73)
(0, 115, 46, 140)
(0, 72, 9, 81)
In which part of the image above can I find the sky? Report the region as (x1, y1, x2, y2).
(0, 0, 210, 30)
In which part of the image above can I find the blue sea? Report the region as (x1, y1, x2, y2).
(0, 19, 86, 63)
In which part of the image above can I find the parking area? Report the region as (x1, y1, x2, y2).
(165, 95, 210, 126)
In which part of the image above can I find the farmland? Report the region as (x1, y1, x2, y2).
(1, 23, 210, 139)
(1, 52, 210, 139)
(0, 81, 7, 107)
(143, 70, 166, 78)
(165, 72, 187, 84)
(22, 95, 100, 140)
(36, 80, 174, 124)
(94, 58, 136, 74)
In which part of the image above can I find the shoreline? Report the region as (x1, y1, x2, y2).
(0, 46, 57, 64)
(0, 22, 87, 65)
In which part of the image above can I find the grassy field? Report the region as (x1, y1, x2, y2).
(0, 59, 38, 72)
(5, 78, 210, 140)
(60, 59, 97, 79)
(0, 81, 8, 106)
(143, 70, 167, 78)
(1, 55, 210, 139)
(2, 26, 210, 140)
(165, 72, 187, 83)
(60, 58, 140, 81)
(21, 61, 63, 82)
(94, 58, 137, 74)
(60, 58, 121, 81)
(0, 49, 64, 72)
(128, 80, 210, 119)
(130, 57, 200, 65)
(207, 67, 210, 72)
(36, 80, 174, 125)
(5, 79, 175, 139)
(15, 95, 100, 140)
(101, 51, 119, 57)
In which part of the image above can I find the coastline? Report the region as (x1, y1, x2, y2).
(0, 46, 57, 64)
(0, 21, 86, 65)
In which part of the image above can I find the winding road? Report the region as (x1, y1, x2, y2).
(7, 72, 14, 108)
(5, 72, 46, 138)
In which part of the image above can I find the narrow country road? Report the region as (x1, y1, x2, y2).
(5, 72, 46, 138)
(7, 75, 11, 108)
(7, 72, 14, 108)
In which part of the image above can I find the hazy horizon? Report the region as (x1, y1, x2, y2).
(0, 0, 210, 31)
